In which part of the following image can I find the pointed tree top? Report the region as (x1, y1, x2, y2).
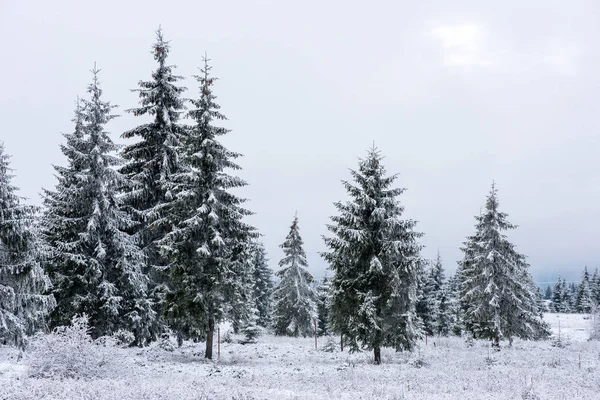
(153, 26, 170, 63)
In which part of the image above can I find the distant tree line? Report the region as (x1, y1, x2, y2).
(543, 267, 600, 313)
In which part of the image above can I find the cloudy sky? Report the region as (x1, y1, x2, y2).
(1, 0, 598, 283)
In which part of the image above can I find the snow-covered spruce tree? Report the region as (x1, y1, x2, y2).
(119, 28, 187, 326)
(250, 241, 274, 328)
(446, 271, 463, 336)
(576, 267, 594, 313)
(159, 56, 255, 359)
(544, 285, 552, 300)
(459, 183, 549, 347)
(273, 213, 317, 337)
(415, 259, 435, 335)
(551, 277, 566, 312)
(569, 282, 579, 311)
(0, 143, 55, 348)
(316, 276, 332, 336)
(561, 279, 572, 312)
(430, 252, 452, 336)
(435, 283, 453, 336)
(417, 252, 447, 336)
(42, 68, 155, 344)
(322, 147, 422, 364)
(592, 269, 600, 306)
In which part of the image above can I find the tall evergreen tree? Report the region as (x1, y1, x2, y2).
(159, 56, 255, 359)
(459, 183, 549, 347)
(250, 241, 274, 328)
(43, 69, 155, 344)
(119, 28, 187, 324)
(322, 147, 422, 364)
(273, 213, 317, 337)
(0, 143, 55, 348)
(576, 267, 594, 313)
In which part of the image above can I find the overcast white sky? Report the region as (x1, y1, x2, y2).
(1, 0, 598, 283)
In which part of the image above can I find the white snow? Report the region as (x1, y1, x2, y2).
(1, 314, 599, 399)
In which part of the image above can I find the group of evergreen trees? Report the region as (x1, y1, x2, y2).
(1, 29, 272, 358)
(547, 267, 600, 313)
(0, 28, 557, 362)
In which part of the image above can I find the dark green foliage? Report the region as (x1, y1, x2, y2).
(459, 183, 549, 346)
(119, 28, 188, 329)
(42, 69, 155, 345)
(273, 214, 317, 337)
(159, 56, 255, 358)
(0, 143, 55, 348)
(322, 147, 423, 362)
(316, 277, 331, 336)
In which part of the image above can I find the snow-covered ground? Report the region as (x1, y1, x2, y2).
(1, 313, 599, 400)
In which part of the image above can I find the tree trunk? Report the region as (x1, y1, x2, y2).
(492, 334, 500, 350)
(374, 346, 381, 365)
(205, 315, 214, 359)
(340, 334, 344, 352)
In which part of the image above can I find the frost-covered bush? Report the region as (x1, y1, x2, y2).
(112, 329, 136, 347)
(158, 334, 175, 352)
(26, 315, 108, 379)
(321, 335, 337, 352)
(97, 329, 136, 348)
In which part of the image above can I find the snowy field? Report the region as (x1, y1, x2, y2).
(1, 313, 599, 400)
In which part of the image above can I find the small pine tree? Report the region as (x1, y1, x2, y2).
(567, 282, 578, 311)
(591, 269, 600, 307)
(0, 143, 55, 348)
(250, 242, 274, 328)
(273, 213, 317, 337)
(430, 252, 451, 336)
(159, 56, 255, 359)
(435, 283, 453, 336)
(322, 147, 423, 364)
(415, 259, 435, 335)
(447, 271, 463, 336)
(552, 277, 566, 312)
(576, 267, 594, 313)
(560, 279, 572, 313)
(544, 285, 552, 300)
(316, 276, 331, 336)
(459, 183, 549, 347)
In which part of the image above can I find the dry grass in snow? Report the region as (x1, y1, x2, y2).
(1, 313, 599, 399)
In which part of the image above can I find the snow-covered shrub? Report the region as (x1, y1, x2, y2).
(158, 334, 175, 352)
(26, 315, 107, 379)
(321, 335, 337, 352)
(221, 330, 233, 343)
(241, 324, 266, 344)
(112, 329, 135, 347)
